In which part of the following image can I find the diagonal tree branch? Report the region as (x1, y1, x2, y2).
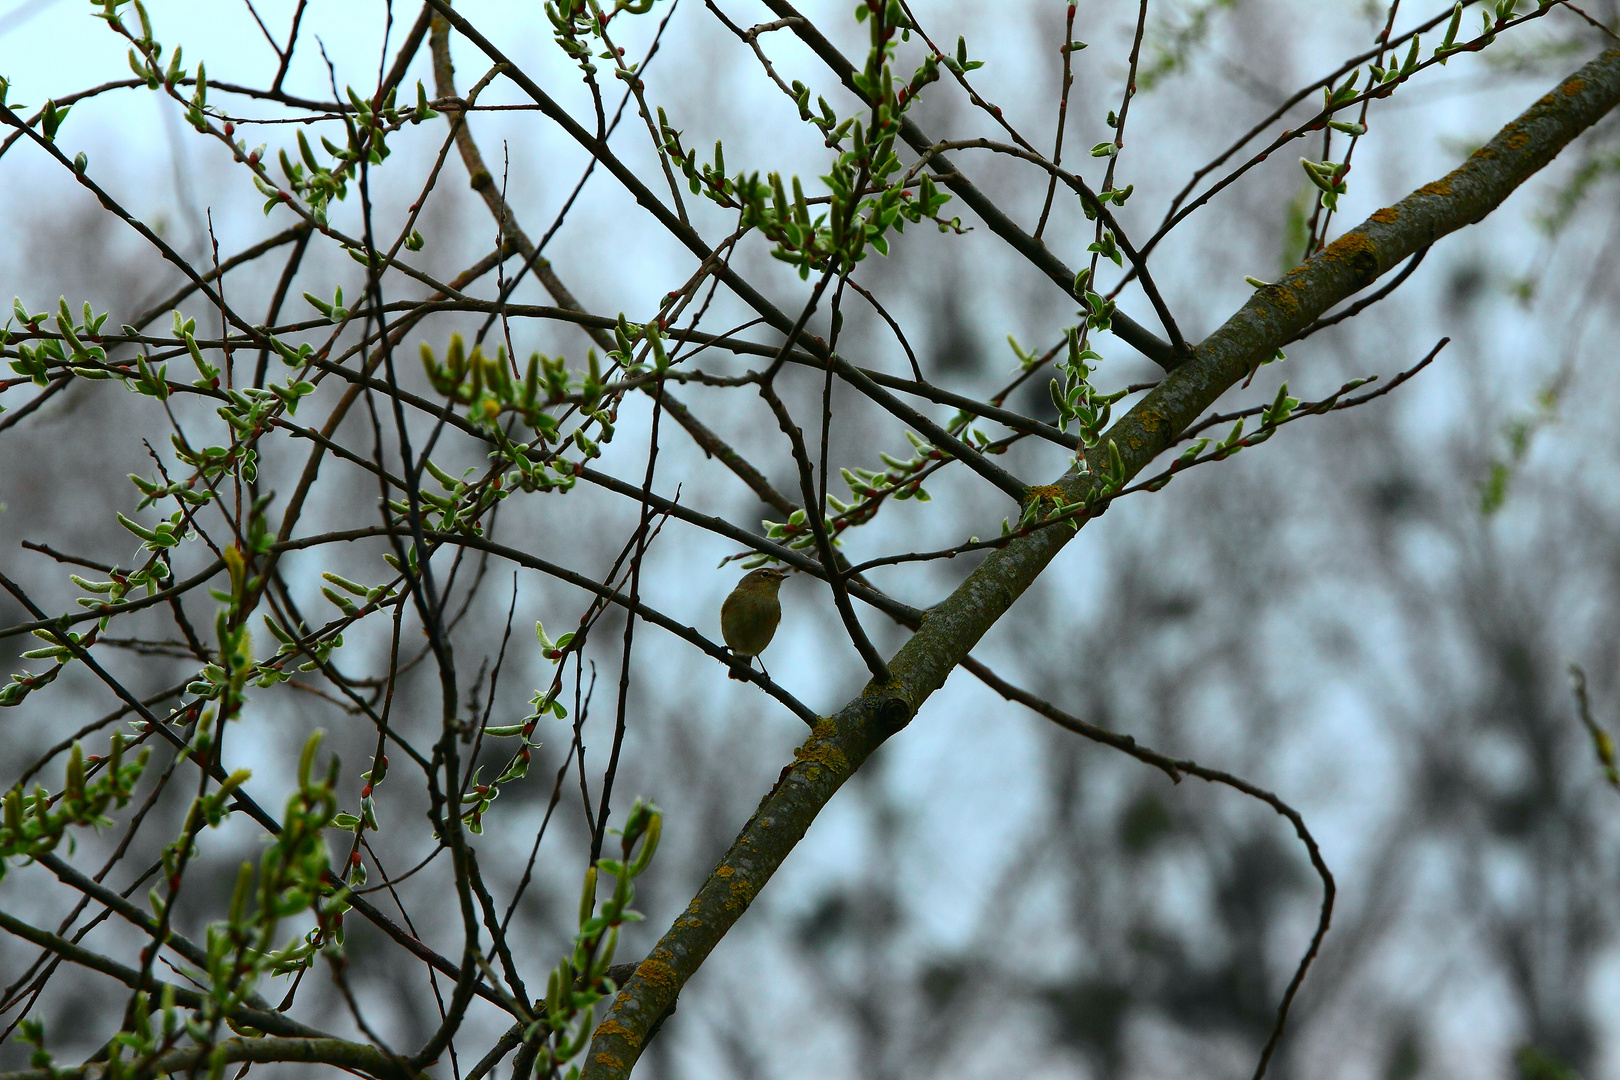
(426, 9, 798, 518)
(0, 1036, 420, 1080)
(760, 0, 1184, 370)
(578, 42, 1620, 1080)
(422, 0, 1032, 506)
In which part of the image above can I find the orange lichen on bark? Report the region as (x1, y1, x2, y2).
(1419, 177, 1453, 196)
(1263, 280, 1303, 315)
(1507, 132, 1529, 150)
(1320, 231, 1381, 283)
(594, 1053, 625, 1069)
(793, 737, 849, 772)
(1025, 484, 1066, 502)
(1371, 207, 1399, 223)
(1322, 230, 1377, 263)
(1562, 78, 1585, 95)
(635, 958, 678, 991)
(723, 876, 756, 911)
(592, 1020, 638, 1044)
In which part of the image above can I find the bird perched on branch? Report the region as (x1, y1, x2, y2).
(721, 567, 789, 681)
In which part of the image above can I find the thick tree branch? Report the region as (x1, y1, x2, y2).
(578, 43, 1620, 1079)
(0, 1037, 419, 1080)
(0, 909, 329, 1044)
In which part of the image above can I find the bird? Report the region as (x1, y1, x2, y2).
(720, 567, 789, 681)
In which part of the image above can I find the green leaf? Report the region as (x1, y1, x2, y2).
(40, 100, 69, 142)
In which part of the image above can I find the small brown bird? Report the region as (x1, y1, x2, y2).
(720, 567, 789, 680)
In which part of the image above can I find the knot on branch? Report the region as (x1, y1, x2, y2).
(867, 693, 912, 737)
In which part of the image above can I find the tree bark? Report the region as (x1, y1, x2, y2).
(579, 43, 1620, 1080)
